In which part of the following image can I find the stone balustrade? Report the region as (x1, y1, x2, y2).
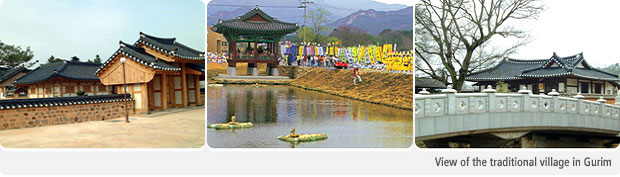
(415, 86, 620, 140)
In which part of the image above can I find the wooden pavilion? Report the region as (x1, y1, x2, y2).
(211, 6, 299, 76)
(96, 32, 205, 113)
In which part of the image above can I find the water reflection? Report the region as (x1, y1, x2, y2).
(207, 85, 413, 148)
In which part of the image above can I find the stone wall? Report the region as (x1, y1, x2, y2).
(0, 95, 134, 130)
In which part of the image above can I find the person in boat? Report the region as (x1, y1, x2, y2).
(290, 128, 299, 138)
(228, 116, 239, 125)
(353, 66, 362, 84)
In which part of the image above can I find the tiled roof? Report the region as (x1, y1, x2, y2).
(186, 63, 205, 72)
(96, 41, 181, 74)
(466, 53, 620, 81)
(0, 66, 29, 84)
(0, 94, 132, 110)
(135, 32, 204, 60)
(0, 67, 9, 76)
(415, 77, 446, 88)
(14, 61, 101, 85)
(212, 6, 299, 34)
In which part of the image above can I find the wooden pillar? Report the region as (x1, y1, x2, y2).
(181, 64, 188, 107)
(142, 82, 149, 112)
(93, 82, 98, 96)
(161, 74, 169, 110)
(194, 75, 201, 105)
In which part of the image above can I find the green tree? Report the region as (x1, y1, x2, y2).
(0, 41, 36, 67)
(47, 55, 63, 63)
(374, 29, 413, 51)
(93, 54, 102, 64)
(598, 63, 620, 77)
(330, 26, 374, 47)
(71, 56, 80, 61)
(294, 26, 317, 43)
(305, 8, 332, 43)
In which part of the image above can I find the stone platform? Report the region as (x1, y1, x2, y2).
(215, 74, 292, 85)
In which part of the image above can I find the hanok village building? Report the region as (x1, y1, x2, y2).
(13, 60, 109, 98)
(211, 6, 299, 76)
(96, 32, 205, 113)
(0, 66, 30, 99)
(467, 52, 620, 99)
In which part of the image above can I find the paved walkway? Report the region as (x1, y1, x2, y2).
(0, 107, 205, 148)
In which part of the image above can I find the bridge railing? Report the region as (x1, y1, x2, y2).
(415, 86, 620, 138)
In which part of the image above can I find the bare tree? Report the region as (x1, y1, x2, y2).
(415, 0, 543, 91)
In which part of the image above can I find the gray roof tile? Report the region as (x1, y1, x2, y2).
(212, 6, 299, 35)
(135, 32, 204, 60)
(14, 61, 101, 85)
(466, 53, 619, 81)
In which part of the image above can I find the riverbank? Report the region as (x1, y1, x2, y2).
(207, 63, 413, 110)
(285, 66, 413, 110)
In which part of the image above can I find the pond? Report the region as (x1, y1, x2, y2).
(207, 85, 413, 148)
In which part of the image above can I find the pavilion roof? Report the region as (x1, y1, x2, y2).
(211, 6, 299, 35)
(14, 61, 101, 85)
(466, 52, 619, 82)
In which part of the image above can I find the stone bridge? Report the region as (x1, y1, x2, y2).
(415, 86, 620, 148)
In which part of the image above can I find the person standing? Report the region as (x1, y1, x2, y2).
(353, 66, 362, 84)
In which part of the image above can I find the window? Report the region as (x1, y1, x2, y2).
(580, 82, 589, 94)
(594, 83, 602, 94)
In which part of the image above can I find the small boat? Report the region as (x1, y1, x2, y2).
(207, 116, 253, 129)
(277, 128, 327, 142)
(208, 84, 224, 87)
(251, 83, 267, 88)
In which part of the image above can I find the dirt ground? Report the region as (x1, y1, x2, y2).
(0, 107, 205, 148)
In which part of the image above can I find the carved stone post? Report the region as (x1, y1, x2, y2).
(482, 85, 497, 112)
(419, 88, 430, 95)
(518, 86, 532, 112)
(574, 92, 585, 115)
(549, 89, 559, 113)
(442, 85, 457, 115)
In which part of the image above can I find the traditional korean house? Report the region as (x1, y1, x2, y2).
(13, 60, 110, 98)
(0, 66, 30, 99)
(96, 32, 205, 113)
(467, 52, 620, 98)
(415, 77, 446, 93)
(211, 6, 299, 76)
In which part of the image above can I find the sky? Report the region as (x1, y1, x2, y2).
(488, 0, 620, 68)
(0, 0, 204, 67)
(374, 0, 414, 6)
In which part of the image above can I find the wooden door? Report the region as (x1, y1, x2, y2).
(150, 75, 163, 110)
(169, 75, 183, 107)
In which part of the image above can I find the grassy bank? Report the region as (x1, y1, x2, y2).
(287, 67, 413, 110)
